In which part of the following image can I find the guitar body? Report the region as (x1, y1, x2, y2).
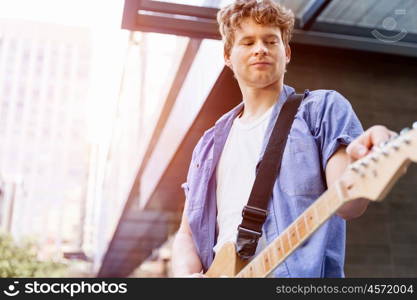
(204, 242, 247, 277)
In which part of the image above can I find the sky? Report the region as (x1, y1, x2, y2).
(0, 0, 130, 143)
(0, 0, 131, 248)
(0, 0, 124, 29)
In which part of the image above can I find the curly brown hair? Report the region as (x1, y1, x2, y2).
(217, 0, 295, 57)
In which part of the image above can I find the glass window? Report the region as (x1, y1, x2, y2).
(150, 0, 308, 11)
(151, 0, 219, 8)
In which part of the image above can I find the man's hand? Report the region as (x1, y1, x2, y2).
(327, 125, 398, 220)
(346, 125, 397, 161)
(172, 213, 206, 277)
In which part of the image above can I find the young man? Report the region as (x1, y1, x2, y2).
(172, 0, 396, 277)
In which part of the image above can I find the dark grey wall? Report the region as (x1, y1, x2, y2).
(287, 44, 417, 277)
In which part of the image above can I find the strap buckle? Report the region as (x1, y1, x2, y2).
(237, 225, 263, 238)
(241, 205, 268, 223)
(236, 225, 263, 260)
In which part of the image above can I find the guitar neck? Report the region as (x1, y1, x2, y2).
(233, 126, 417, 277)
(235, 183, 345, 278)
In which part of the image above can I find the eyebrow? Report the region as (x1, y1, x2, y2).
(238, 34, 279, 41)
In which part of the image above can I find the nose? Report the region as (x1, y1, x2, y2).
(254, 41, 268, 56)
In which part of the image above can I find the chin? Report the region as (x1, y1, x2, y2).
(252, 78, 278, 88)
(253, 73, 280, 83)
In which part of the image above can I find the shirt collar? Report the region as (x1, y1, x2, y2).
(214, 84, 295, 131)
(211, 84, 295, 172)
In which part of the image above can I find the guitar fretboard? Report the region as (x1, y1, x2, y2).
(233, 127, 416, 277)
(235, 185, 344, 278)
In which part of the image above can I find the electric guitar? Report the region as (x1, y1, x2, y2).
(205, 123, 417, 277)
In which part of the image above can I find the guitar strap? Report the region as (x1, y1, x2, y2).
(236, 91, 306, 260)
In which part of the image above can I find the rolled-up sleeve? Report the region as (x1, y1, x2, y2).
(181, 150, 195, 203)
(181, 182, 189, 199)
(312, 91, 364, 170)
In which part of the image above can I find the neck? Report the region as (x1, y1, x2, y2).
(239, 80, 283, 122)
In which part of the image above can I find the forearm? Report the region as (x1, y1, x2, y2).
(171, 231, 203, 277)
(326, 146, 370, 220)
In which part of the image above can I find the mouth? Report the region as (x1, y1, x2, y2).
(251, 62, 272, 67)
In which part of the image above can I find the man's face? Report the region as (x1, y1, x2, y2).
(225, 18, 291, 89)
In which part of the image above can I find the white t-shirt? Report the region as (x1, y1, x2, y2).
(213, 105, 273, 254)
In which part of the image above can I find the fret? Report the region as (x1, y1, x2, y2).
(287, 230, 293, 249)
(268, 241, 277, 264)
(294, 218, 302, 241)
(323, 191, 335, 212)
(263, 247, 272, 271)
(282, 232, 291, 253)
(324, 193, 334, 215)
(254, 255, 266, 277)
(261, 255, 270, 277)
(253, 261, 262, 277)
(334, 180, 348, 206)
(313, 203, 319, 224)
(295, 217, 307, 241)
(247, 264, 254, 277)
(275, 237, 284, 260)
(329, 185, 344, 211)
(288, 225, 298, 249)
(305, 207, 317, 231)
(315, 198, 328, 223)
(331, 189, 342, 213)
(303, 213, 309, 232)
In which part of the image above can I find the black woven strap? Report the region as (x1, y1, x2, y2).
(236, 92, 305, 260)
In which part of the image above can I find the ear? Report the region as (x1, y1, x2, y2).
(224, 52, 233, 69)
(285, 45, 291, 64)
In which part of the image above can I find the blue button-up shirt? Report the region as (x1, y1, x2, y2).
(182, 85, 363, 277)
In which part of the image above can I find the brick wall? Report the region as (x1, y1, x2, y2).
(286, 44, 417, 277)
